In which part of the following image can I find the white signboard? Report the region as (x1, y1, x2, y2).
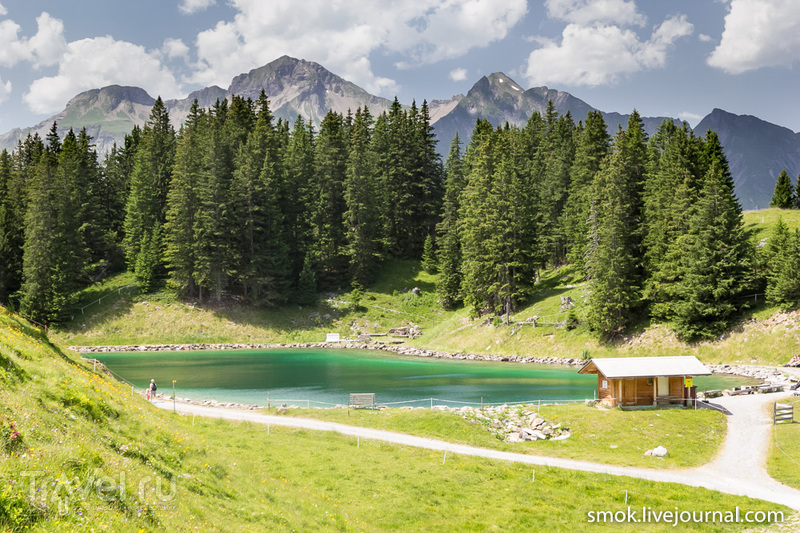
(326, 333, 340, 343)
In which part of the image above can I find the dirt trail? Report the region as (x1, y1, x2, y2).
(153, 392, 800, 511)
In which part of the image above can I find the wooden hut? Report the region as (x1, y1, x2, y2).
(578, 356, 711, 407)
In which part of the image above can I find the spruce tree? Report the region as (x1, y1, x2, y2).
(0, 150, 19, 303)
(122, 97, 176, 286)
(164, 101, 205, 297)
(538, 104, 575, 265)
(671, 154, 750, 340)
(642, 122, 702, 317)
(565, 111, 610, 269)
(771, 169, 794, 208)
(19, 126, 63, 322)
(344, 107, 382, 285)
(230, 94, 289, 305)
(421, 234, 436, 274)
(585, 145, 641, 335)
(459, 120, 497, 316)
(1, 137, 43, 307)
(309, 110, 348, 290)
(195, 99, 237, 303)
(766, 227, 800, 309)
(436, 134, 465, 308)
(283, 116, 315, 283)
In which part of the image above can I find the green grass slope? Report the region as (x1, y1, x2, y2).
(0, 307, 793, 531)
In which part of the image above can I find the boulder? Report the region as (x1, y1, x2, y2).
(651, 446, 668, 457)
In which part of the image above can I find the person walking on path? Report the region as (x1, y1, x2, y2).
(147, 379, 157, 401)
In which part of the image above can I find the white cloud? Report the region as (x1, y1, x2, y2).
(0, 2, 7, 16)
(678, 111, 703, 124)
(545, 0, 645, 26)
(0, 12, 66, 68)
(179, 0, 216, 15)
(24, 37, 182, 114)
(0, 75, 10, 104)
(449, 68, 468, 81)
(698, 33, 712, 43)
(707, 0, 800, 73)
(525, 14, 693, 86)
(190, 0, 527, 96)
(0, 19, 31, 66)
(28, 13, 67, 67)
(162, 38, 189, 59)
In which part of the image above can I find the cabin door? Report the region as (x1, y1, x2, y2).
(622, 379, 636, 405)
(657, 377, 670, 397)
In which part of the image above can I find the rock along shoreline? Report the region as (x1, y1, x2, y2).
(70, 341, 795, 385)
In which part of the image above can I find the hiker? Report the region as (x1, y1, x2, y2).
(147, 379, 157, 400)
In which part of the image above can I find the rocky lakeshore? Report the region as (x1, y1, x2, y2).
(71, 341, 583, 366)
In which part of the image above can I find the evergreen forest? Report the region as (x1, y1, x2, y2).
(0, 93, 798, 341)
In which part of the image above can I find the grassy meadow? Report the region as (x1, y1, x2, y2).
(277, 403, 726, 469)
(0, 307, 793, 531)
(767, 396, 800, 490)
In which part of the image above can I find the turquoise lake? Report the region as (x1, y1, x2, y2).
(94, 349, 755, 407)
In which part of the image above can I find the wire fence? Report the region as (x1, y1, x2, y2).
(73, 284, 137, 316)
(263, 396, 591, 410)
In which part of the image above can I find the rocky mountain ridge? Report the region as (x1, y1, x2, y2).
(0, 55, 797, 208)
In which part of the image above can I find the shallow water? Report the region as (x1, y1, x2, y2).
(95, 349, 756, 407)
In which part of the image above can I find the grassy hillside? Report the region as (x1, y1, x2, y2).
(0, 306, 792, 531)
(47, 208, 800, 366)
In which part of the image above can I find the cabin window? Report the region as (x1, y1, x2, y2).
(647, 377, 653, 386)
(601, 380, 608, 389)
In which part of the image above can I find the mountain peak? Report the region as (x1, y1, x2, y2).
(65, 85, 155, 111)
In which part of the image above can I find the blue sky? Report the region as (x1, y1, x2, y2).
(0, 0, 798, 132)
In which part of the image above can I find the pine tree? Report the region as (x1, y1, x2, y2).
(771, 169, 794, 208)
(642, 122, 703, 317)
(164, 101, 205, 297)
(229, 94, 289, 305)
(585, 146, 641, 335)
(421, 234, 436, 274)
(0, 150, 19, 303)
(309, 110, 348, 290)
(671, 154, 750, 340)
(766, 227, 800, 309)
(103, 126, 140, 267)
(122, 97, 176, 285)
(538, 104, 575, 265)
(459, 122, 537, 319)
(344, 107, 382, 285)
(282, 116, 315, 283)
(0, 136, 42, 307)
(195, 99, 237, 303)
(19, 125, 63, 322)
(565, 111, 610, 269)
(436, 134, 465, 308)
(296, 253, 317, 306)
(378, 99, 413, 257)
(459, 120, 497, 316)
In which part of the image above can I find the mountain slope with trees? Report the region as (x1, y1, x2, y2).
(3, 90, 800, 347)
(1, 56, 797, 209)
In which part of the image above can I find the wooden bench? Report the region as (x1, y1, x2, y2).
(349, 393, 376, 409)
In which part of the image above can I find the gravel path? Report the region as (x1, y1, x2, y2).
(153, 392, 800, 511)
